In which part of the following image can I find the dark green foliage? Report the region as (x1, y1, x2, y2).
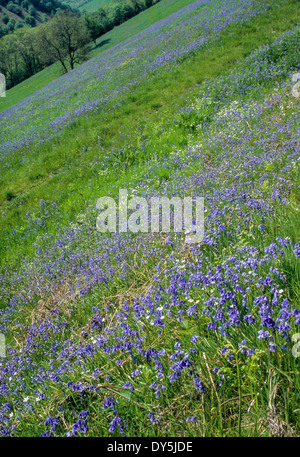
(25, 15, 35, 25)
(38, 10, 91, 72)
(28, 4, 37, 15)
(0, 0, 68, 39)
(6, 17, 16, 30)
(6, 1, 22, 13)
(14, 19, 23, 27)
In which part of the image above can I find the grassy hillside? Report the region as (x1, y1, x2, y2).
(60, 0, 113, 12)
(80, 0, 112, 12)
(0, 0, 197, 113)
(0, 0, 299, 437)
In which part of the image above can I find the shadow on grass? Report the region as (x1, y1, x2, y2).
(95, 39, 111, 49)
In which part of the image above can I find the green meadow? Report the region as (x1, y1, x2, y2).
(0, 0, 299, 437)
(0, 0, 198, 113)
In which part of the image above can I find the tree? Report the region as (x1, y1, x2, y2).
(25, 16, 36, 26)
(6, 2, 22, 14)
(84, 8, 108, 44)
(120, 2, 135, 22)
(15, 27, 40, 77)
(84, 12, 99, 45)
(15, 21, 24, 30)
(0, 34, 20, 87)
(28, 4, 37, 16)
(21, 0, 29, 8)
(38, 10, 91, 73)
(7, 18, 16, 32)
(2, 14, 9, 25)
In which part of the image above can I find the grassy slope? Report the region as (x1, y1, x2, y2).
(89, 0, 199, 53)
(1, 0, 299, 265)
(0, 0, 299, 437)
(59, 0, 113, 12)
(0, 0, 198, 113)
(79, 0, 113, 12)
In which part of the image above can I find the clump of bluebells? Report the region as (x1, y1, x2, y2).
(66, 411, 89, 437)
(41, 416, 60, 437)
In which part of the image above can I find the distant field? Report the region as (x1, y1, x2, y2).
(60, 0, 113, 12)
(79, 0, 113, 12)
(0, 0, 198, 114)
